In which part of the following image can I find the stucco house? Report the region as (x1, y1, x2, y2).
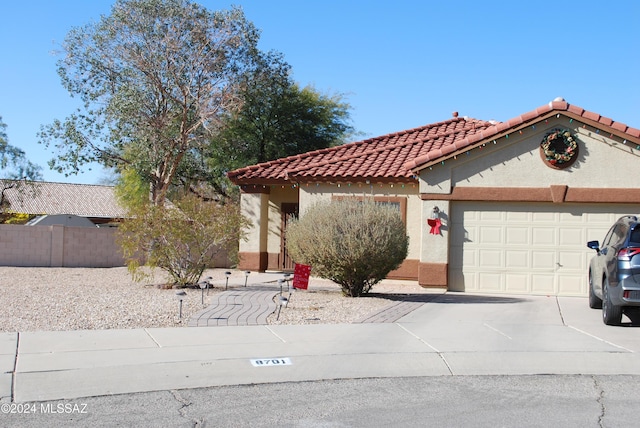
(227, 98, 640, 297)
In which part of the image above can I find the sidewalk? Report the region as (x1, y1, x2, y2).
(4, 294, 640, 403)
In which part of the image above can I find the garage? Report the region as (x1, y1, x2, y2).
(449, 202, 640, 296)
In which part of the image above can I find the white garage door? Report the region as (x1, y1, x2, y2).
(449, 202, 640, 296)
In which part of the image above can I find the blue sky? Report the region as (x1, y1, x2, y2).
(1, 0, 638, 184)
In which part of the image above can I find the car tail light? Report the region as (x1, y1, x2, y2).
(617, 247, 640, 261)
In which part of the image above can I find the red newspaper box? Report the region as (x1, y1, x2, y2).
(292, 263, 311, 290)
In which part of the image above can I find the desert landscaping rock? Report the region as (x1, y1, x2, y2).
(0, 267, 434, 332)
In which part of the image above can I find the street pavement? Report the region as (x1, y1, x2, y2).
(3, 287, 640, 405)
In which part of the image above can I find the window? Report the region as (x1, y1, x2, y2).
(332, 195, 407, 225)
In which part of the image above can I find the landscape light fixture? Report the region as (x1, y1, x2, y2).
(204, 276, 212, 295)
(175, 291, 187, 319)
(225, 271, 231, 290)
(244, 271, 250, 287)
(198, 281, 207, 305)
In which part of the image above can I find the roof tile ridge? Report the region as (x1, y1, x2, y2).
(227, 139, 381, 177)
(373, 116, 462, 139)
(284, 118, 495, 177)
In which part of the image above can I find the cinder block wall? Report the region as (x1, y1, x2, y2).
(0, 224, 232, 268)
(62, 226, 126, 267)
(0, 224, 52, 266)
(0, 224, 126, 267)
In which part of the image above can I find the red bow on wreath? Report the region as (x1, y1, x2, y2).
(427, 218, 442, 235)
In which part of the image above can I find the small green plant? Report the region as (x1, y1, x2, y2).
(117, 194, 249, 287)
(286, 198, 408, 297)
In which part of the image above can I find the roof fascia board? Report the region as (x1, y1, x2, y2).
(562, 111, 640, 145)
(411, 110, 640, 172)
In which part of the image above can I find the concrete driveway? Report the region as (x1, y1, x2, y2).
(4, 293, 640, 403)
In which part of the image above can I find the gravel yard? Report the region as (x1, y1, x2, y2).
(0, 267, 433, 332)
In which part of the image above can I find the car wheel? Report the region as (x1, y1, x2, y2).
(588, 271, 602, 309)
(602, 278, 622, 326)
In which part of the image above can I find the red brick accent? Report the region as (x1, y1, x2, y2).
(387, 259, 419, 281)
(419, 262, 448, 287)
(267, 252, 281, 271)
(238, 252, 268, 272)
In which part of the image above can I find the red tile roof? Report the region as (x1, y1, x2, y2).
(227, 99, 640, 184)
(227, 116, 496, 184)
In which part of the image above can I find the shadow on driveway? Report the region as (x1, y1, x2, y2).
(364, 292, 528, 305)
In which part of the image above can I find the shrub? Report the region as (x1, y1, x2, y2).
(117, 195, 249, 287)
(286, 198, 408, 297)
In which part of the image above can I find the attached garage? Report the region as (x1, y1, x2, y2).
(449, 202, 640, 296)
(414, 98, 640, 296)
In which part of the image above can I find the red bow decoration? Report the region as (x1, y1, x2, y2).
(427, 218, 442, 235)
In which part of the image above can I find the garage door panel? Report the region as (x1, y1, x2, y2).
(505, 274, 529, 292)
(480, 227, 502, 244)
(506, 227, 528, 245)
(450, 202, 640, 297)
(532, 251, 554, 269)
(478, 273, 502, 292)
(505, 250, 528, 269)
(558, 251, 583, 270)
(479, 250, 502, 267)
(559, 228, 583, 247)
(532, 228, 555, 245)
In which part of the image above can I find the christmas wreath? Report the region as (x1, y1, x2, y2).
(540, 128, 578, 166)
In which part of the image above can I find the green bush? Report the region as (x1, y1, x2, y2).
(286, 198, 409, 297)
(117, 195, 249, 287)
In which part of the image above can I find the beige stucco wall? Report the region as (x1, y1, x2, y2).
(421, 200, 450, 264)
(299, 183, 421, 261)
(239, 192, 269, 254)
(422, 117, 640, 190)
(266, 186, 298, 255)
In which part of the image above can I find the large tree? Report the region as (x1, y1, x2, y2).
(39, 0, 260, 206)
(207, 51, 355, 195)
(1, 116, 42, 220)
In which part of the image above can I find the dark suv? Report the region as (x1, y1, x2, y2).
(587, 215, 640, 325)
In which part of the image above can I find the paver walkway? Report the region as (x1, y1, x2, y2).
(188, 285, 438, 327)
(188, 286, 279, 327)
